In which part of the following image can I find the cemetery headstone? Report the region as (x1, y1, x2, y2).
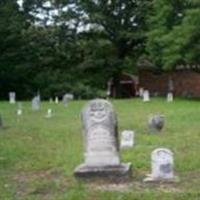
(139, 87, 144, 97)
(63, 93, 74, 107)
(74, 99, 132, 179)
(120, 130, 135, 149)
(143, 90, 150, 102)
(9, 92, 16, 104)
(148, 115, 164, 132)
(167, 93, 173, 102)
(49, 98, 53, 103)
(45, 108, 52, 118)
(144, 148, 176, 182)
(55, 96, 59, 104)
(32, 96, 40, 111)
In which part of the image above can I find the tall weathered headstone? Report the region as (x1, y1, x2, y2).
(45, 108, 52, 118)
(139, 87, 144, 97)
(9, 92, 16, 104)
(74, 99, 131, 179)
(17, 103, 22, 116)
(120, 130, 135, 149)
(55, 96, 59, 104)
(144, 148, 176, 182)
(148, 115, 165, 132)
(32, 96, 40, 111)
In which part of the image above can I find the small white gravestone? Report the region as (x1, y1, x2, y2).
(167, 93, 173, 102)
(143, 90, 150, 102)
(9, 92, 16, 104)
(139, 87, 144, 97)
(120, 130, 134, 148)
(144, 148, 176, 182)
(32, 96, 40, 111)
(55, 96, 59, 104)
(45, 108, 52, 118)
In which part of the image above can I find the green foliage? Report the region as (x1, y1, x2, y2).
(146, 0, 200, 69)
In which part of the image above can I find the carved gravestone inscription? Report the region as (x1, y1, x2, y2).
(74, 99, 131, 179)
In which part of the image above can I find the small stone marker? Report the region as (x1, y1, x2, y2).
(32, 96, 40, 111)
(167, 93, 173, 102)
(139, 87, 144, 97)
(120, 130, 134, 148)
(144, 148, 176, 182)
(63, 93, 74, 106)
(9, 92, 16, 104)
(55, 96, 59, 104)
(148, 115, 164, 132)
(45, 108, 52, 118)
(143, 90, 150, 102)
(49, 98, 53, 103)
(74, 99, 132, 179)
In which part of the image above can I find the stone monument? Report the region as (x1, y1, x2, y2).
(144, 148, 176, 182)
(148, 115, 165, 132)
(9, 92, 16, 104)
(120, 130, 134, 149)
(32, 96, 40, 111)
(55, 96, 59, 104)
(45, 108, 52, 118)
(167, 93, 173, 102)
(74, 99, 131, 179)
(63, 93, 74, 106)
(143, 90, 150, 102)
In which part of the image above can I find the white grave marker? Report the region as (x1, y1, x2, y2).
(120, 130, 134, 148)
(143, 90, 150, 102)
(167, 93, 173, 102)
(55, 96, 59, 104)
(139, 87, 144, 97)
(45, 108, 52, 118)
(9, 92, 16, 104)
(32, 96, 40, 111)
(144, 148, 176, 182)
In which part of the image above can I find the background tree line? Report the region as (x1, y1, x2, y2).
(0, 0, 200, 99)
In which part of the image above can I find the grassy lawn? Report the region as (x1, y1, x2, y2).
(0, 98, 200, 200)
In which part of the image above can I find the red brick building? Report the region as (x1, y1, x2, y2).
(139, 64, 200, 97)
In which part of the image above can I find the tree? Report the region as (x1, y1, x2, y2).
(72, 0, 152, 97)
(147, 0, 200, 70)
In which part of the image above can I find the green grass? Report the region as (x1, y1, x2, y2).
(0, 98, 200, 200)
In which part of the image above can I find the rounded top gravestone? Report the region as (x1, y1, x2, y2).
(74, 99, 132, 180)
(148, 114, 165, 132)
(151, 148, 174, 180)
(81, 99, 119, 166)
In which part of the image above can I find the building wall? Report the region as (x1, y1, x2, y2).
(139, 70, 200, 97)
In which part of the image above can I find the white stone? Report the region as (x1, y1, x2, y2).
(167, 93, 173, 102)
(74, 99, 131, 179)
(63, 93, 74, 106)
(32, 96, 40, 111)
(139, 87, 144, 97)
(144, 148, 175, 182)
(143, 90, 150, 102)
(17, 109, 22, 116)
(120, 130, 134, 148)
(46, 108, 52, 118)
(55, 96, 59, 104)
(9, 92, 16, 104)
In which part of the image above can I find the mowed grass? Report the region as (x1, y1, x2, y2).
(0, 98, 200, 200)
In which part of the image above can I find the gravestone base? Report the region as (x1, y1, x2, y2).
(143, 174, 179, 183)
(74, 163, 132, 180)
